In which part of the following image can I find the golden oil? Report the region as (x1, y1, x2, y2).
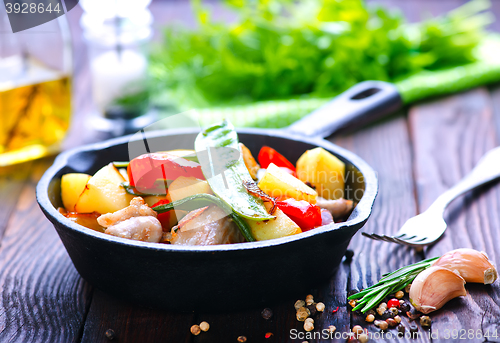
(0, 58, 71, 166)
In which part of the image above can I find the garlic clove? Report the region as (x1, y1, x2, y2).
(432, 248, 498, 284)
(409, 266, 466, 314)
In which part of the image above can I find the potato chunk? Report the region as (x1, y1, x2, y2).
(246, 203, 301, 241)
(166, 176, 212, 203)
(296, 147, 345, 200)
(258, 163, 317, 204)
(61, 173, 91, 211)
(75, 163, 134, 214)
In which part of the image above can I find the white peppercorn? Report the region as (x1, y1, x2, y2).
(316, 302, 325, 312)
(352, 325, 363, 335)
(199, 321, 210, 332)
(190, 325, 201, 335)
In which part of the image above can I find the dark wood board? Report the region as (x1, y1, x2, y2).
(409, 88, 500, 342)
(0, 162, 34, 243)
(3, 0, 500, 342)
(333, 115, 431, 342)
(0, 159, 91, 343)
(80, 290, 194, 343)
(191, 262, 350, 343)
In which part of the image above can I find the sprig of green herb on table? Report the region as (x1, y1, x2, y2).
(348, 256, 440, 313)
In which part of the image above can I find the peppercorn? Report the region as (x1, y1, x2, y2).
(409, 324, 418, 334)
(304, 321, 314, 332)
(346, 336, 360, 343)
(366, 309, 376, 317)
(386, 318, 397, 327)
(262, 308, 273, 320)
(305, 294, 314, 305)
(376, 307, 385, 316)
(389, 307, 399, 316)
(405, 284, 411, 293)
(420, 316, 431, 327)
(237, 336, 247, 342)
(406, 307, 421, 320)
(365, 314, 375, 323)
(394, 315, 402, 324)
(105, 329, 115, 341)
(344, 249, 355, 263)
(358, 333, 369, 343)
(399, 302, 410, 313)
(397, 324, 405, 334)
(379, 302, 387, 309)
(295, 300, 306, 310)
(395, 291, 404, 299)
(347, 289, 360, 297)
(316, 302, 325, 312)
(381, 310, 394, 320)
(387, 298, 400, 309)
(200, 321, 210, 332)
(349, 299, 357, 308)
(378, 321, 388, 331)
(305, 317, 314, 324)
(352, 325, 363, 335)
(296, 307, 310, 321)
(306, 304, 317, 316)
(190, 325, 201, 335)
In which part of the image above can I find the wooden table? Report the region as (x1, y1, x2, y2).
(1, 1, 500, 342)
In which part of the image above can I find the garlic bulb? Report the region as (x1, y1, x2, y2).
(410, 266, 466, 314)
(433, 248, 498, 284)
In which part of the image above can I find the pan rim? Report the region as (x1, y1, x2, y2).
(36, 127, 378, 253)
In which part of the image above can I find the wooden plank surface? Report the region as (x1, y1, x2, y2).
(333, 115, 431, 343)
(0, 162, 33, 243)
(80, 290, 194, 343)
(2, 1, 500, 342)
(0, 159, 92, 343)
(409, 87, 500, 342)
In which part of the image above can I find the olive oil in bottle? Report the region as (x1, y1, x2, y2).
(0, 57, 71, 166)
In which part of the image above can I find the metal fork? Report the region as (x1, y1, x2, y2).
(362, 146, 500, 247)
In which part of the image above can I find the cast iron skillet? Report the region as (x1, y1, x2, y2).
(37, 81, 399, 311)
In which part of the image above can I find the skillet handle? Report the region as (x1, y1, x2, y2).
(286, 81, 402, 138)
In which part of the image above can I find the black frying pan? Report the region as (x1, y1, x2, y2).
(36, 81, 398, 310)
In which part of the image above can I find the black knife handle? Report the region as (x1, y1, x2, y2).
(286, 81, 402, 138)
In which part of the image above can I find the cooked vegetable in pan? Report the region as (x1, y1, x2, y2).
(59, 120, 354, 245)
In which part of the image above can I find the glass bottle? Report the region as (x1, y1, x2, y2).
(80, 0, 155, 135)
(0, 9, 72, 166)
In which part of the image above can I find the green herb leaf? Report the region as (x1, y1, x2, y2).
(152, 193, 255, 241)
(145, 0, 491, 110)
(348, 256, 440, 313)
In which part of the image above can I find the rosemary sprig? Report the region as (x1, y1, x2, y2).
(152, 193, 255, 242)
(348, 256, 440, 313)
(121, 182, 165, 196)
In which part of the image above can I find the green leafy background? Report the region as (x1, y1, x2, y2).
(136, 0, 500, 128)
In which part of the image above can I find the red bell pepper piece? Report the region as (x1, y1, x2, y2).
(128, 153, 205, 193)
(151, 199, 172, 229)
(276, 198, 322, 231)
(258, 146, 296, 173)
